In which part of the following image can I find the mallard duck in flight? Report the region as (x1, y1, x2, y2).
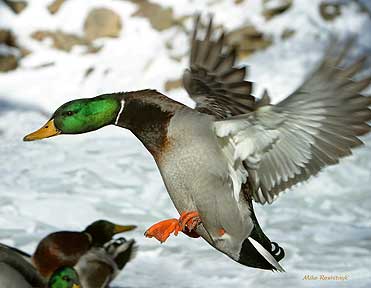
(1, 220, 136, 288)
(24, 16, 371, 271)
(0, 245, 80, 288)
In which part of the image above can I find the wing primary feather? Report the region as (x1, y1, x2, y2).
(185, 15, 255, 118)
(332, 37, 357, 67)
(190, 14, 201, 64)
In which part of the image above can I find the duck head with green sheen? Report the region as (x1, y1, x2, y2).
(23, 94, 121, 141)
(48, 267, 81, 288)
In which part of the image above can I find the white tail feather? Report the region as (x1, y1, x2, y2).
(248, 237, 285, 272)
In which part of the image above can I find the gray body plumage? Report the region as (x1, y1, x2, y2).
(157, 108, 253, 260)
(0, 246, 45, 288)
(0, 264, 33, 288)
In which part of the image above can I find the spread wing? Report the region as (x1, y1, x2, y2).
(183, 15, 256, 118)
(215, 39, 371, 204)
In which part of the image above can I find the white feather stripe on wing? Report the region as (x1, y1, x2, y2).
(248, 237, 285, 272)
(219, 138, 248, 201)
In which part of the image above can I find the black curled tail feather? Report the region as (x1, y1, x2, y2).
(271, 241, 285, 262)
(238, 197, 285, 271)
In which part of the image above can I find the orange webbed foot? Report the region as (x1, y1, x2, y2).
(144, 218, 181, 243)
(145, 211, 202, 243)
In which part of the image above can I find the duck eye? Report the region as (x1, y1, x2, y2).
(62, 276, 71, 281)
(63, 111, 74, 116)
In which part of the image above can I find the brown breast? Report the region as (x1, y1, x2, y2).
(32, 231, 91, 278)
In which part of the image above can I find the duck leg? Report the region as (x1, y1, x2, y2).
(144, 211, 201, 243)
(179, 211, 201, 231)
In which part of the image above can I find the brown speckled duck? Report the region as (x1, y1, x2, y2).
(24, 16, 371, 271)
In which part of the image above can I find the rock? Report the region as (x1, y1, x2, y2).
(164, 78, 182, 92)
(0, 54, 18, 72)
(30, 62, 55, 69)
(0, 29, 17, 47)
(319, 2, 342, 21)
(226, 25, 272, 59)
(281, 28, 295, 39)
(1, 29, 29, 56)
(84, 8, 122, 41)
(2, 0, 27, 14)
(263, 0, 293, 20)
(19, 47, 31, 57)
(0, 29, 30, 70)
(0, 29, 30, 56)
(31, 30, 87, 52)
(31, 30, 100, 53)
(130, 0, 175, 31)
(47, 0, 66, 14)
(84, 67, 95, 78)
(129, 0, 190, 31)
(86, 45, 103, 54)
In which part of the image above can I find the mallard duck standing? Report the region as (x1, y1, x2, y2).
(1, 220, 136, 287)
(31, 220, 136, 279)
(0, 245, 80, 288)
(24, 16, 371, 271)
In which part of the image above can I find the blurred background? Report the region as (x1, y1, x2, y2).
(1, 0, 371, 287)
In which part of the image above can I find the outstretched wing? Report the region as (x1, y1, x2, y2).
(183, 15, 256, 119)
(215, 39, 371, 204)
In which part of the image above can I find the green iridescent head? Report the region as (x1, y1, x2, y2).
(23, 94, 121, 141)
(48, 267, 81, 288)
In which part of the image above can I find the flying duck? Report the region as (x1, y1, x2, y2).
(24, 16, 371, 271)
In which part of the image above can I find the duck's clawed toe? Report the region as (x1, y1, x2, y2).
(179, 211, 201, 232)
(144, 218, 181, 243)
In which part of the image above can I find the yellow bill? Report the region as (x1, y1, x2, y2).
(114, 224, 137, 234)
(23, 119, 61, 141)
(72, 284, 81, 288)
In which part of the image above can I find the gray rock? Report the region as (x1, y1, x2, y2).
(0, 54, 18, 72)
(84, 8, 122, 41)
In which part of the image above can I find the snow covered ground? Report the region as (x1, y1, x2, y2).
(1, 0, 371, 287)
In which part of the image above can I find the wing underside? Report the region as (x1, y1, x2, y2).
(215, 39, 371, 204)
